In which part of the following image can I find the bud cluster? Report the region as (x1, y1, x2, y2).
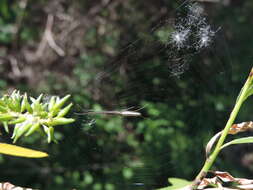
(0, 91, 74, 143)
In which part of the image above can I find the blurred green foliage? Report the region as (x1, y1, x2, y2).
(0, 0, 253, 190)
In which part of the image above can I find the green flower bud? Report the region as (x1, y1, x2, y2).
(51, 95, 71, 114)
(46, 118, 75, 126)
(0, 105, 8, 113)
(9, 117, 26, 125)
(6, 98, 17, 111)
(12, 123, 33, 143)
(21, 94, 32, 113)
(11, 91, 21, 112)
(38, 111, 48, 118)
(31, 95, 44, 113)
(25, 123, 40, 136)
(0, 114, 14, 121)
(0, 99, 6, 106)
(3, 122, 8, 133)
(21, 93, 27, 112)
(30, 94, 43, 104)
(47, 127, 54, 143)
(48, 96, 56, 112)
(57, 103, 73, 118)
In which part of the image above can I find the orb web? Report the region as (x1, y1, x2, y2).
(69, 1, 235, 189)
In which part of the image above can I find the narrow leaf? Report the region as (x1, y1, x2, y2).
(221, 137, 253, 149)
(158, 178, 192, 190)
(0, 143, 48, 158)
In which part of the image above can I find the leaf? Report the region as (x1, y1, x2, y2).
(0, 143, 48, 158)
(221, 137, 253, 149)
(206, 121, 253, 156)
(158, 178, 192, 190)
(197, 171, 253, 189)
(0, 182, 35, 190)
(206, 131, 222, 157)
(229, 121, 253, 135)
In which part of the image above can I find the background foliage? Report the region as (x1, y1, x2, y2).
(0, 0, 253, 190)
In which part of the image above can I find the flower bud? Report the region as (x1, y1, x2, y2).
(0, 114, 14, 121)
(48, 96, 56, 112)
(47, 127, 54, 143)
(47, 118, 75, 126)
(25, 123, 40, 136)
(0, 105, 8, 113)
(9, 117, 26, 125)
(3, 122, 8, 133)
(12, 123, 33, 143)
(52, 95, 71, 114)
(57, 103, 73, 117)
(21, 94, 32, 113)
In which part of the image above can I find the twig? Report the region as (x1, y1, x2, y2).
(36, 14, 65, 58)
(8, 56, 21, 78)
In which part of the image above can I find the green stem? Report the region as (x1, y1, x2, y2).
(192, 68, 253, 188)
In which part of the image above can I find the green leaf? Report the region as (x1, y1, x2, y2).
(157, 178, 192, 190)
(243, 85, 253, 102)
(221, 137, 253, 149)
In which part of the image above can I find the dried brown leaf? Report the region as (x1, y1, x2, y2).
(196, 171, 253, 189)
(229, 121, 253, 135)
(0, 182, 35, 190)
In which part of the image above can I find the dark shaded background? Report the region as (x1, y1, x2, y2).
(0, 0, 253, 189)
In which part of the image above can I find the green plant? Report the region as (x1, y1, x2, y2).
(160, 68, 253, 189)
(0, 90, 74, 158)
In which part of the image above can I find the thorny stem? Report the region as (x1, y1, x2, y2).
(192, 67, 253, 189)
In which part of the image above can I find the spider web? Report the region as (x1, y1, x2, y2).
(63, 1, 238, 190)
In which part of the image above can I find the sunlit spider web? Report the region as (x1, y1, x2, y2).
(60, 1, 241, 190)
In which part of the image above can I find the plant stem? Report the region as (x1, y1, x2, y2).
(192, 68, 253, 189)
